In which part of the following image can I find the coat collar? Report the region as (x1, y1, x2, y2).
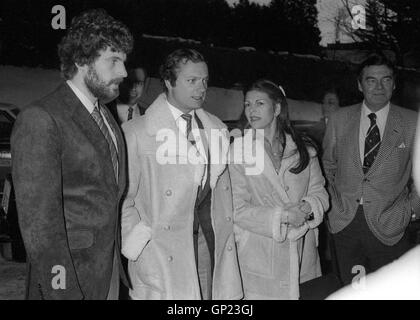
(145, 93, 229, 189)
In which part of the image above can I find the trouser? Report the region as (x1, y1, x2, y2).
(194, 225, 213, 300)
(333, 205, 410, 286)
(106, 249, 119, 300)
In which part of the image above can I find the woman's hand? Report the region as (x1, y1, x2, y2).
(285, 204, 307, 228)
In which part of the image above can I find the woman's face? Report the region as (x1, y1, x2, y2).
(244, 90, 280, 130)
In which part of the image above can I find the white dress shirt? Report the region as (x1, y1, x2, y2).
(66, 80, 118, 151)
(167, 101, 208, 187)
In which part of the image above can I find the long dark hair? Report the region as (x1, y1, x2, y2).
(244, 79, 315, 174)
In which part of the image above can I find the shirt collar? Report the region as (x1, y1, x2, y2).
(66, 80, 97, 114)
(361, 100, 390, 120)
(166, 99, 194, 122)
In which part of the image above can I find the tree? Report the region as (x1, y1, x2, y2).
(338, 0, 420, 64)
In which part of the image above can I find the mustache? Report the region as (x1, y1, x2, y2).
(110, 78, 123, 85)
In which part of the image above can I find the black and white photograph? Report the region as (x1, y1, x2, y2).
(0, 0, 419, 305)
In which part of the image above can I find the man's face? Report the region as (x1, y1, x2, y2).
(358, 65, 395, 112)
(129, 68, 147, 104)
(84, 47, 127, 102)
(165, 60, 208, 114)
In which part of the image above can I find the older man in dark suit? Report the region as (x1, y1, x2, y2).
(322, 54, 420, 285)
(11, 9, 133, 299)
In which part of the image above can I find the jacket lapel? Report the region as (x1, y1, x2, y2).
(345, 105, 364, 175)
(101, 104, 126, 194)
(60, 83, 118, 192)
(366, 104, 402, 176)
(145, 93, 229, 189)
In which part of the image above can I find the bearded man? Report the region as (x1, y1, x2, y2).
(11, 9, 133, 300)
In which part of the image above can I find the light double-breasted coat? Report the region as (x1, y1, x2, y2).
(121, 93, 243, 300)
(229, 133, 329, 299)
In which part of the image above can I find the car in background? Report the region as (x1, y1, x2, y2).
(0, 103, 25, 262)
(0, 103, 19, 191)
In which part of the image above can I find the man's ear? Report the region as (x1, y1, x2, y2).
(75, 62, 88, 74)
(358, 81, 363, 93)
(164, 79, 172, 91)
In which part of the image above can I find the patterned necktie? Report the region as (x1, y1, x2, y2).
(91, 104, 119, 182)
(363, 113, 381, 174)
(127, 106, 134, 121)
(181, 113, 196, 146)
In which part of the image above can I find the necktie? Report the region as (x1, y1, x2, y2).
(127, 106, 134, 121)
(181, 113, 196, 146)
(91, 104, 119, 181)
(363, 113, 381, 174)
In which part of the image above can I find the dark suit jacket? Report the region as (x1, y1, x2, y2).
(11, 83, 128, 299)
(322, 103, 420, 245)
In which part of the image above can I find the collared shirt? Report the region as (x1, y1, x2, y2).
(66, 80, 118, 151)
(359, 101, 390, 163)
(167, 100, 208, 187)
(116, 102, 142, 123)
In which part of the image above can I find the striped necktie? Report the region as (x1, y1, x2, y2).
(91, 103, 119, 182)
(127, 106, 134, 121)
(181, 113, 196, 146)
(363, 113, 381, 174)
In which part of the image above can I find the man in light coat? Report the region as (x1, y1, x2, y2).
(121, 48, 243, 300)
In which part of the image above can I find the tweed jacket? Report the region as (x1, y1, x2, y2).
(121, 93, 243, 300)
(229, 133, 328, 299)
(322, 103, 420, 245)
(11, 83, 128, 299)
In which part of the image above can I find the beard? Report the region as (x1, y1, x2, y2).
(84, 65, 121, 103)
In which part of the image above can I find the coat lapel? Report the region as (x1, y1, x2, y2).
(366, 104, 402, 176)
(60, 83, 118, 192)
(145, 93, 230, 189)
(101, 104, 126, 194)
(346, 105, 363, 175)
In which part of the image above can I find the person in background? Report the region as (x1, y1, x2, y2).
(11, 9, 133, 299)
(109, 66, 149, 124)
(322, 54, 420, 286)
(229, 79, 329, 299)
(322, 88, 340, 125)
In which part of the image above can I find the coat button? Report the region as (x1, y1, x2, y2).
(165, 189, 172, 196)
(284, 186, 289, 191)
(167, 256, 173, 262)
(224, 186, 229, 191)
(196, 151, 201, 157)
(227, 246, 233, 251)
(164, 225, 170, 231)
(226, 216, 232, 222)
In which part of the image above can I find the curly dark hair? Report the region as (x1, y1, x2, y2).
(58, 8, 134, 80)
(159, 48, 206, 92)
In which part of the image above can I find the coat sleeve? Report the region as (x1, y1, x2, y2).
(120, 124, 152, 261)
(229, 161, 288, 242)
(411, 114, 420, 219)
(322, 112, 340, 214)
(301, 156, 329, 229)
(11, 106, 83, 300)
